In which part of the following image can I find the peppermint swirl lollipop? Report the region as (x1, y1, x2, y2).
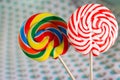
(18, 12, 69, 61)
(67, 4, 118, 56)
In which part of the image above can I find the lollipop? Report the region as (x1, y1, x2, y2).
(67, 4, 118, 80)
(18, 12, 75, 80)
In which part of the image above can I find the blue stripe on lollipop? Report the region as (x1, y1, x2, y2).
(58, 26, 67, 34)
(20, 21, 29, 45)
(47, 28, 62, 43)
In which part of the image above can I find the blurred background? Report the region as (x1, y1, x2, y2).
(0, 0, 120, 80)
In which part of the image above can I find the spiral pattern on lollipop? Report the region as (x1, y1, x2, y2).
(18, 12, 69, 61)
(67, 4, 118, 56)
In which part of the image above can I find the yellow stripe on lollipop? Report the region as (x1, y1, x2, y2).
(30, 12, 55, 27)
(53, 40, 64, 58)
(28, 35, 49, 50)
(34, 40, 54, 61)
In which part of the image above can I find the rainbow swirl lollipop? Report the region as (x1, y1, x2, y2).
(18, 12, 69, 62)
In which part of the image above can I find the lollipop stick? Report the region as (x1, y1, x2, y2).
(89, 53, 93, 80)
(58, 56, 75, 80)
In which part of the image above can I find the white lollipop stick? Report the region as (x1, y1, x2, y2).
(58, 56, 75, 80)
(90, 53, 93, 80)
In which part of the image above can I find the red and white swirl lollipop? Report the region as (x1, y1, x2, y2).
(67, 4, 118, 56)
(67, 4, 118, 80)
